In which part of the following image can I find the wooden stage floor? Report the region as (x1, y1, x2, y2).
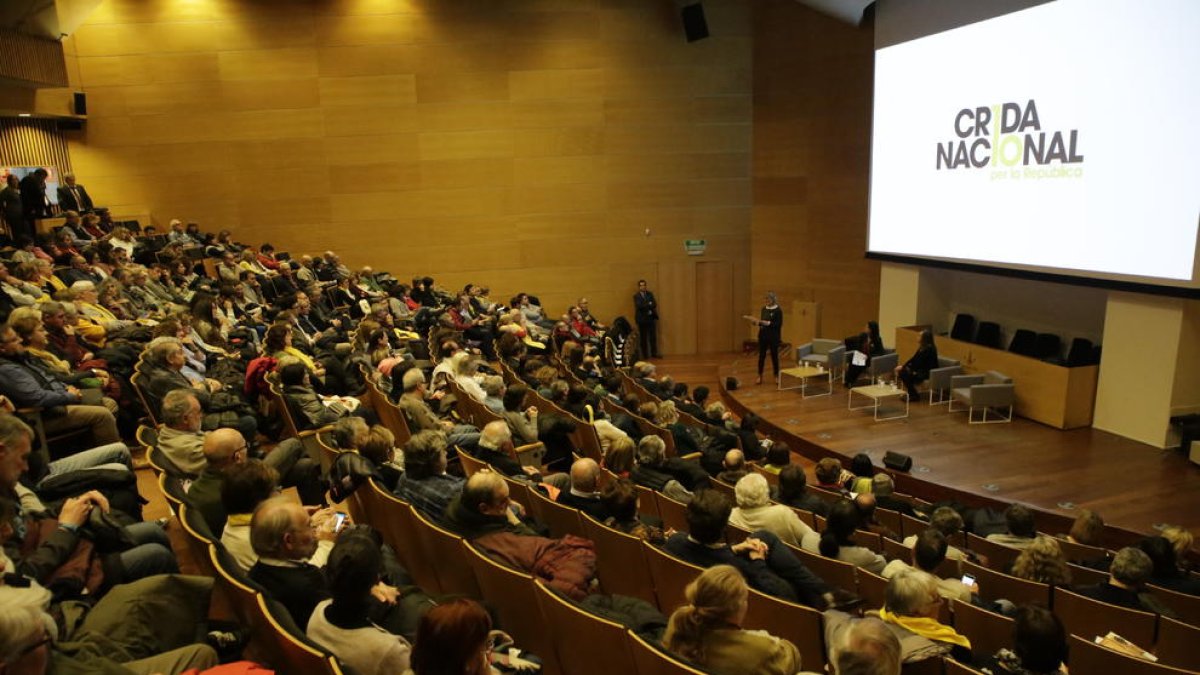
(653, 353, 1200, 543)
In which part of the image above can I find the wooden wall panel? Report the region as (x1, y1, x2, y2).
(63, 0, 753, 354)
(0, 29, 68, 87)
(750, 0, 879, 343)
(0, 118, 73, 174)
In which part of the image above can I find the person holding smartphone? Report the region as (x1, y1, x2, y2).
(881, 529, 977, 603)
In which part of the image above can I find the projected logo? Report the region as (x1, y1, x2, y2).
(936, 100, 1084, 179)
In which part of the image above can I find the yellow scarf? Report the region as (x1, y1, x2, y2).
(878, 608, 971, 649)
(28, 347, 70, 374)
(80, 302, 117, 322)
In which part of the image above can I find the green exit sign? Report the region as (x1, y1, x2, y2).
(684, 239, 707, 256)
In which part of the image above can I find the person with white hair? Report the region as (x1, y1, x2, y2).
(395, 368, 480, 450)
(729, 473, 820, 550)
(827, 616, 902, 675)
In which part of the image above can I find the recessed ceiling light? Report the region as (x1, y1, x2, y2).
(17, 113, 31, 117)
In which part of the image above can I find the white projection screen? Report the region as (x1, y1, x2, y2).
(867, 0, 1200, 294)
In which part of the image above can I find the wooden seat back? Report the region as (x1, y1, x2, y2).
(534, 579, 638, 675)
(1053, 586, 1157, 650)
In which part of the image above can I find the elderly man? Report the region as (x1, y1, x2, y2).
(248, 498, 424, 633)
(555, 457, 606, 520)
(142, 339, 257, 441)
(185, 425, 321, 535)
(631, 434, 709, 498)
(663, 489, 837, 609)
(71, 280, 130, 332)
(442, 472, 596, 599)
(56, 172, 94, 212)
(825, 617, 902, 675)
(716, 449, 748, 485)
(873, 569, 971, 663)
(0, 415, 177, 588)
(902, 507, 971, 563)
(871, 473, 919, 518)
(467, 420, 540, 479)
(396, 368, 479, 449)
(729, 473, 819, 549)
(393, 430, 463, 523)
(0, 322, 120, 445)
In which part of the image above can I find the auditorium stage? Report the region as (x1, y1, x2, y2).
(655, 353, 1200, 546)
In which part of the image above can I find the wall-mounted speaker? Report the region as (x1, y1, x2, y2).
(681, 2, 709, 42)
(73, 91, 87, 116)
(883, 451, 913, 472)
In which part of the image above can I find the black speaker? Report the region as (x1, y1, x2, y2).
(73, 91, 87, 116)
(681, 2, 709, 42)
(883, 451, 913, 472)
(725, 376, 739, 391)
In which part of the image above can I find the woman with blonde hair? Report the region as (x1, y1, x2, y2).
(1010, 536, 1071, 586)
(664, 565, 802, 675)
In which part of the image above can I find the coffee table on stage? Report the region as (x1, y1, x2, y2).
(778, 365, 832, 398)
(848, 383, 909, 421)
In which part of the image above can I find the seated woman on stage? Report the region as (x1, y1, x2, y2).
(664, 565, 803, 675)
(894, 329, 938, 399)
(844, 320, 886, 388)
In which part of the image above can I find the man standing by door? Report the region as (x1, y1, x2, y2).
(634, 279, 661, 359)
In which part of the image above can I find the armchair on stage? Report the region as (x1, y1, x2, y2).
(866, 350, 898, 382)
(796, 339, 845, 377)
(949, 370, 1015, 424)
(927, 357, 964, 405)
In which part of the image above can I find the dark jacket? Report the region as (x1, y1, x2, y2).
(0, 354, 78, 409)
(283, 384, 341, 429)
(634, 290, 658, 323)
(57, 183, 94, 212)
(556, 490, 608, 521)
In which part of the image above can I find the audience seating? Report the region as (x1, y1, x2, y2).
(498, 472, 534, 514)
(457, 449, 488, 476)
(948, 371, 1015, 423)
(850, 529, 883, 553)
(464, 543, 562, 674)
(856, 568, 888, 611)
(742, 586, 828, 672)
(1147, 583, 1200, 627)
(789, 505, 817, 528)
(1155, 615, 1200, 672)
(943, 659, 988, 675)
(255, 593, 346, 675)
(950, 599, 1013, 659)
(965, 533, 1022, 571)
(635, 483, 662, 521)
(643, 542, 704, 614)
(360, 483, 442, 594)
(1068, 635, 1193, 675)
(960, 560, 1049, 608)
(157, 472, 188, 515)
(725, 522, 752, 545)
(366, 376, 413, 446)
(410, 508, 482, 598)
(534, 579, 638, 675)
(178, 503, 220, 579)
(748, 462, 780, 486)
(580, 513, 658, 606)
(785, 542, 858, 592)
(1052, 536, 1111, 565)
(1008, 329, 1038, 357)
(527, 487, 585, 538)
(1066, 562, 1109, 586)
(874, 507, 904, 535)
(1053, 586, 1157, 649)
(653, 492, 691, 534)
(627, 630, 708, 675)
(1035, 333, 1062, 362)
(709, 477, 736, 502)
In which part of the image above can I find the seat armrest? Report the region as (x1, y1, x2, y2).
(928, 365, 962, 388)
(827, 345, 846, 364)
(950, 374, 985, 388)
(795, 343, 814, 359)
(972, 384, 1014, 407)
(871, 352, 898, 374)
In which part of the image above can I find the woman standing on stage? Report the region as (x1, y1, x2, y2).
(750, 291, 783, 385)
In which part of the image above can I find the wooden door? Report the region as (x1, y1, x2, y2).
(696, 260, 734, 353)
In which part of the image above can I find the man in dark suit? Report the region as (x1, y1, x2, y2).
(633, 279, 661, 358)
(56, 173, 94, 212)
(555, 457, 608, 520)
(19, 168, 50, 224)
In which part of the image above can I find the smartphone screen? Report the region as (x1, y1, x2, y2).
(333, 512, 348, 532)
(961, 573, 976, 586)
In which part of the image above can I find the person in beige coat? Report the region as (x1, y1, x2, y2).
(729, 473, 820, 551)
(664, 565, 804, 675)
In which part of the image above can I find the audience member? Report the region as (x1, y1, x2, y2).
(556, 457, 607, 520)
(1010, 536, 1071, 586)
(974, 606, 1067, 675)
(663, 565, 802, 675)
(882, 530, 975, 603)
(716, 448, 748, 485)
(985, 505, 1039, 550)
(600, 478, 665, 543)
(871, 473, 918, 518)
(826, 616, 902, 675)
(777, 464, 831, 517)
(819, 499, 886, 574)
(1074, 546, 1176, 615)
(394, 430, 463, 523)
(729, 473, 819, 549)
(904, 507, 970, 563)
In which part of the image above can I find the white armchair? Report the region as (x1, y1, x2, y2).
(796, 339, 845, 377)
(949, 370, 1014, 423)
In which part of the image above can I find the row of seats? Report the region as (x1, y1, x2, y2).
(950, 313, 1100, 366)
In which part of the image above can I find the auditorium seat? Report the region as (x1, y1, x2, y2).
(1146, 582, 1200, 626)
(580, 513, 658, 606)
(742, 586, 828, 672)
(643, 542, 705, 614)
(974, 321, 1001, 348)
(950, 314, 976, 342)
(628, 630, 708, 675)
(1155, 615, 1200, 672)
(1053, 586, 1156, 649)
(1068, 635, 1192, 675)
(534, 579, 638, 675)
(410, 508, 482, 598)
(960, 560, 1049, 607)
(464, 543, 561, 674)
(950, 599, 1013, 659)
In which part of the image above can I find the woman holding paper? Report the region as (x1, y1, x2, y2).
(746, 291, 783, 385)
(844, 320, 886, 388)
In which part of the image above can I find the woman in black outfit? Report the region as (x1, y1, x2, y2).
(843, 320, 886, 388)
(895, 328, 938, 398)
(751, 291, 783, 385)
